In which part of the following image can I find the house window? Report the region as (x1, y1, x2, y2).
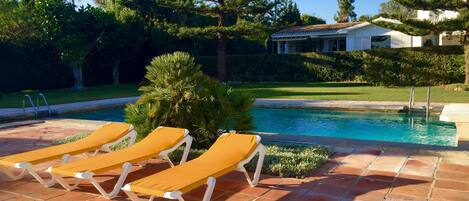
(371, 36, 391, 49)
(296, 41, 305, 52)
(279, 42, 285, 53)
(329, 40, 337, 51)
(329, 38, 346, 52)
(339, 39, 346, 51)
(311, 41, 319, 52)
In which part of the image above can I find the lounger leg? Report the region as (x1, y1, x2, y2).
(162, 156, 175, 168)
(251, 145, 266, 186)
(90, 149, 100, 157)
(123, 184, 178, 201)
(238, 144, 266, 187)
(2, 153, 70, 185)
(122, 190, 159, 201)
(180, 136, 193, 164)
(8, 162, 55, 187)
(0, 166, 27, 180)
(50, 173, 81, 190)
(202, 177, 216, 201)
(86, 162, 132, 199)
(159, 135, 194, 167)
(138, 160, 150, 168)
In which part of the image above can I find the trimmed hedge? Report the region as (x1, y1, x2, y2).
(0, 43, 73, 93)
(362, 47, 464, 86)
(0, 43, 464, 93)
(197, 46, 465, 86)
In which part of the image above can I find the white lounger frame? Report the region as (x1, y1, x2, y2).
(0, 124, 137, 187)
(122, 133, 266, 201)
(48, 127, 193, 200)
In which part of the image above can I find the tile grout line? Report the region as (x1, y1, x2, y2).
(0, 189, 44, 201)
(427, 157, 442, 201)
(301, 151, 356, 201)
(383, 151, 411, 200)
(340, 147, 385, 201)
(359, 147, 393, 201)
(252, 177, 285, 199)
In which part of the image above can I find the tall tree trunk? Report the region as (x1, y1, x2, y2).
(217, 33, 227, 81)
(217, 0, 227, 81)
(71, 63, 84, 89)
(465, 43, 469, 85)
(462, 34, 469, 85)
(112, 58, 120, 85)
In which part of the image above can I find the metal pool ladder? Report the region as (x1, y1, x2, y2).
(408, 86, 431, 120)
(22, 93, 51, 119)
(37, 93, 51, 117)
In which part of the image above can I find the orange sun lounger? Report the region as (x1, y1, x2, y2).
(0, 123, 136, 187)
(47, 126, 193, 199)
(122, 133, 266, 201)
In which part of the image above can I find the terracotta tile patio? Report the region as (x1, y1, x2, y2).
(1, 122, 469, 201)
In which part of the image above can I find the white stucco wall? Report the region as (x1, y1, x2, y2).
(346, 24, 416, 51)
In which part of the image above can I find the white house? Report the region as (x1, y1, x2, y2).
(272, 10, 461, 54)
(271, 22, 421, 54)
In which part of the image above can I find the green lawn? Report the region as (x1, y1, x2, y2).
(1, 82, 468, 108)
(232, 82, 469, 103)
(0, 84, 139, 108)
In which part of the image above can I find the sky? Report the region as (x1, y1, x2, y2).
(294, 0, 387, 23)
(77, 0, 388, 24)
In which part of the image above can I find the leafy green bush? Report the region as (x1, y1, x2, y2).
(169, 144, 330, 178)
(197, 46, 464, 86)
(0, 42, 73, 93)
(125, 52, 255, 148)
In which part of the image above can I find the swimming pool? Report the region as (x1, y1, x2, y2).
(63, 108, 457, 146)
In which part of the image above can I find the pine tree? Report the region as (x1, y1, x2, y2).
(379, 0, 417, 20)
(156, 0, 273, 81)
(373, 0, 469, 84)
(334, 0, 357, 23)
(301, 14, 326, 25)
(277, 0, 301, 25)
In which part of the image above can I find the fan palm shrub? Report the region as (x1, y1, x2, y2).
(125, 52, 254, 148)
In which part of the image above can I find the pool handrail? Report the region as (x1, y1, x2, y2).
(22, 94, 38, 119)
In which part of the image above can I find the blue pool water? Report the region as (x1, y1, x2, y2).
(63, 108, 457, 146)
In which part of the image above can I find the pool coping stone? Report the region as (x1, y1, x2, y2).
(0, 97, 449, 122)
